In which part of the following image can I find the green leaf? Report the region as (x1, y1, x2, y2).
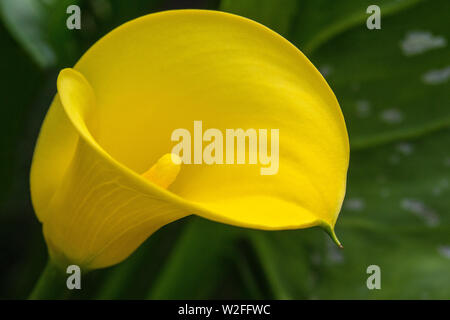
(0, 0, 80, 68)
(0, 0, 55, 67)
(148, 217, 240, 299)
(220, 0, 299, 35)
(318, 128, 450, 299)
(290, 0, 423, 54)
(247, 128, 450, 299)
(307, 0, 450, 148)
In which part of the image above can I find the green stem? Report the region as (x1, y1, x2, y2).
(28, 260, 68, 300)
(248, 232, 290, 299)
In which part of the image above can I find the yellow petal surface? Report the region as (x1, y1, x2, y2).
(30, 10, 349, 269)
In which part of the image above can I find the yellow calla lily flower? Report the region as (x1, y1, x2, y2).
(30, 9, 349, 270)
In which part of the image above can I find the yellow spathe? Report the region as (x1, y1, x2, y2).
(30, 10, 349, 269)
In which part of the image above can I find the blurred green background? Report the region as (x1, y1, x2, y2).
(0, 0, 449, 299)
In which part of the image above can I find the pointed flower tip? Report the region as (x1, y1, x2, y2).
(142, 153, 181, 189)
(321, 222, 343, 249)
